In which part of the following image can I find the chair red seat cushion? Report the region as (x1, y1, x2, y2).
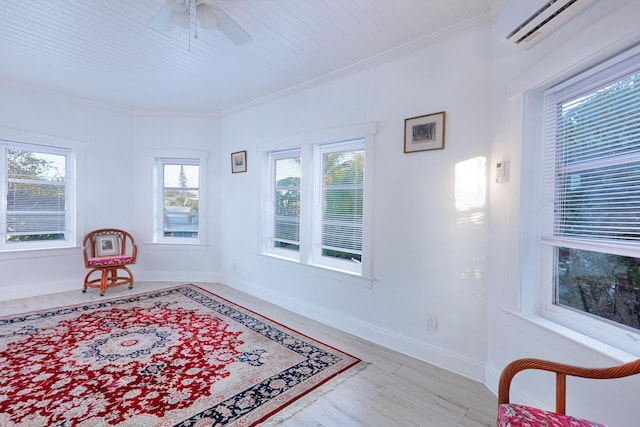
(88, 255, 134, 267)
(498, 403, 606, 427)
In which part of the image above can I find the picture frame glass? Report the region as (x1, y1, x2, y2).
(231, 151, 247, 173)
(404, 112, 445, 153)
(96, 236, 118, 257)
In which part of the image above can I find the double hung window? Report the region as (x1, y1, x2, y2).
(156, 157, 201, 242)
(542, 49, 640, 338)
(266, 149, 301, 258)
(0, 140, 74, 250)
(265, 138, 367, 275)
(313, 140, 365, 270)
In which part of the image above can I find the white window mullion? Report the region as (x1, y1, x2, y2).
(65, 151, 74, 241)
(0, 144, 7, 246)
(360, 134, 374, 278)
(298, 144, 313, 264)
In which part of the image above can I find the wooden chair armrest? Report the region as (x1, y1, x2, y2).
(498, 358, 640, 414)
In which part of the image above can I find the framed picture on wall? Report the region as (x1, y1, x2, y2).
(404, 111, 446, 153)
(231, 150, 247, 173)
(96, 235, 118, 257)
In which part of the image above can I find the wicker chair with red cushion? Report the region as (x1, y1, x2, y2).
(82, 228, 137, 296)
(497, 358, 640, 427)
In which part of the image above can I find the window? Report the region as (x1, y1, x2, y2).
(266, 149, 301, 259)
(313, 140, 364, 272)
(542, 49, 640, 339)
(155, 157, 202, 243)
(0, 140, 74, 250)
(264, 138, 368, 275)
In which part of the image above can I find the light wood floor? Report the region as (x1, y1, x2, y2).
(0, 281, 497, 427)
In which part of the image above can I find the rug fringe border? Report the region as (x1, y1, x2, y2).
(255, 360, 371, 426)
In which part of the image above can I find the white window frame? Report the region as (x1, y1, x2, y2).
(312, 139, 365, 274)
(537, 46, 640, 355)
(153, 150, 207, 245)
(0, 139, 76, 251)
(261, 124, 374, 279)
(265, 148, 301, 261)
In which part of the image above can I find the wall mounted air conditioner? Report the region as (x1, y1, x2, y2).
(505, 0, 598, 48)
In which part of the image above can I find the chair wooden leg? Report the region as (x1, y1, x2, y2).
(100, 269, 110, 296)
(122, 266, 134, 289)
(83, 269, 97, 293)
(83, 265, 135, 295)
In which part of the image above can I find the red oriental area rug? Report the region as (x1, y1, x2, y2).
(0, 285, 361, 426)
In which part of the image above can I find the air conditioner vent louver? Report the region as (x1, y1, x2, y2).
(505, 0, 598, 48)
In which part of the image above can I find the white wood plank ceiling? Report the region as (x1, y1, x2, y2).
(0, 0, 498, 113)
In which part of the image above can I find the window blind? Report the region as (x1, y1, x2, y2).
(542, 52, 640, 256)
(314, 139, 365, 263)
(2, 141, 69, 243)
(268, 149, 301, 252)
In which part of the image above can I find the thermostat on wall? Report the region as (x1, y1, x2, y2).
(496, 161, 506, 183)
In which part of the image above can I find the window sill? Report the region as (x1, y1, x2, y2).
(258, 252, 374, 288)
(501, 306, 639, 362)
(144, 242, 209, 251)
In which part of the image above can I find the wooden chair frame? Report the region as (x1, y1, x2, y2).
(498, 357, 640, 424)
(82, 228, 137, 296)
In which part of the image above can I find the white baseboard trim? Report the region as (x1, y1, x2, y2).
(222, 274, 485, 381)
(0, 271, 220, 301)
(0, 280, 79, 301)
(137, 270, 220, 283)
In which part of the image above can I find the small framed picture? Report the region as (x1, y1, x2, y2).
(96, 235, 118, 257)
(404, 111, 446, 153)
(231, 150, 247, 173)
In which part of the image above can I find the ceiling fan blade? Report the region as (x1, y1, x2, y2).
(196, 3, 219, 29)
(210, 5, 251, 46)
(148, 3, 174, 32)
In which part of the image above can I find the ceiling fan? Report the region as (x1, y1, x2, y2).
(149, 0, 251, 46)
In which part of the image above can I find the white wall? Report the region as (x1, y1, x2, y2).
(219, 24, 492, 380)
(486, 0, 640, 425)
(0, 86, 223, 299)
(130, 114, 221, 283)
(0, 82, 134, 298)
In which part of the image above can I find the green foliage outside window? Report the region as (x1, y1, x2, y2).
(321, 150, 364, 262)
(274, 175, 300, 250)
(558, 247, 640, 329)
(6, 149, 65, 242)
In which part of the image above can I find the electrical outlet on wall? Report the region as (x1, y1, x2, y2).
(426, 313, 438, 332)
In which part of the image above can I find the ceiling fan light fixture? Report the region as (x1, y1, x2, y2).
(150, 0, 251, 46)
(170, 10, 190, 29)
(197, 4, 219, 29)
(167, 0, 189, 13)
